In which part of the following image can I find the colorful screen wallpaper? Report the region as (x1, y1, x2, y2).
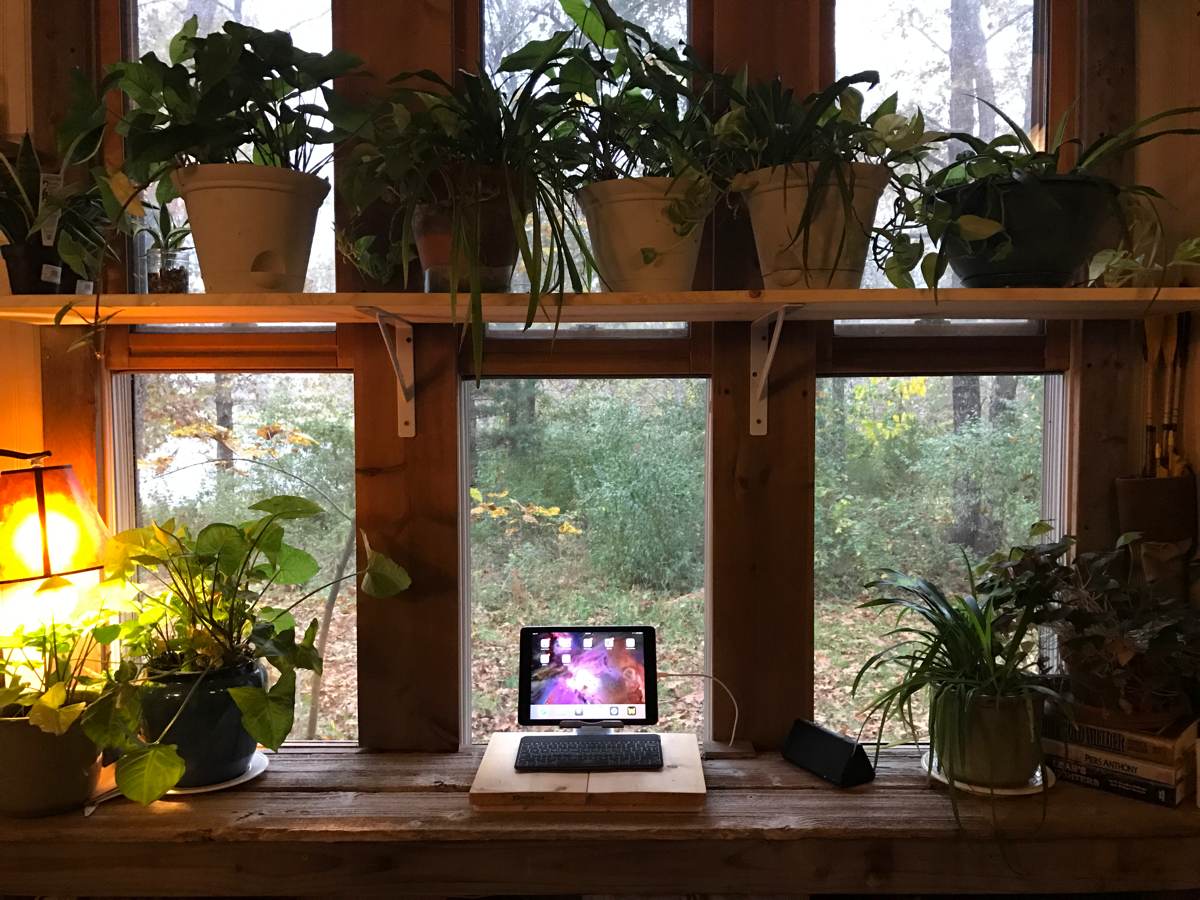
(527, 629, 647, 721)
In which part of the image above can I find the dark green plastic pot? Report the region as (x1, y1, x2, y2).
(141, 662, 265, 788)
(0, 717, 101, 817)
(933, 692, 1044, 789)
(0, 240, 80, 294)
(939, 175, 1120, 288)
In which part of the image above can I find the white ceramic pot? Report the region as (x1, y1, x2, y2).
(577, 176, 706, 292)
(173, 164, 330, 293)
(739, 162, 889, 289)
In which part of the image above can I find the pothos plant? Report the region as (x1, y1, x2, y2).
(87, 495, 410, 805)
(0, 579, 129, 738)
(338, 43, 592, 373)
(710, 69, 938, 279)
(875, 100, 1200, 289)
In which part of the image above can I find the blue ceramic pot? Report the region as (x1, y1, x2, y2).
(141, 662, 265, 788)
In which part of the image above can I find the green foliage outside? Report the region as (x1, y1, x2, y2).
(469, 378, 708, 741)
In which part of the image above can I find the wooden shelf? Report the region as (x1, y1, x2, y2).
(1, 287, 1196, 326)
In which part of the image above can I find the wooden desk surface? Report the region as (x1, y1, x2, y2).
(2, 744, 1199, 896)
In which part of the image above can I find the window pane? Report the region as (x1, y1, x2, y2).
(133, 372, 356, 739)
(836, 0, 1039, 288)
(814, 374, 1046, 740)
(467, 378, 708, 742)
(133, 2, 336, 293)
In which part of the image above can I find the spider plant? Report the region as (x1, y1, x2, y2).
(339, 45, 592, 371)
(854, 524, 1064, 811)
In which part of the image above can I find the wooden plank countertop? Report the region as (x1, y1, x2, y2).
(2, 745, 1199, 896)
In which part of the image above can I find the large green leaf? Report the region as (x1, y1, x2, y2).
(248, 496, 323, 520)
(228, 670, 296, 751)
(273, 544, 319, 586)
(195, 522, 250, 576)
(116, 743, 186, 805)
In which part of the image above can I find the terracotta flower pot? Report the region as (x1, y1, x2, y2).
(141, 662, 266, 788)
(576, 176, 706, 292)
(933, 692, 1044, 789)
(412, 165, 522, 292)
(938, 175, 1120, 288)
(739, 162, 889, 289)
(0, 717, 101, 817)
(173, 163, 329, 293)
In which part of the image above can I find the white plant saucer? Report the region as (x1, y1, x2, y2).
(920, 751, 1055, 797)
(84, 750, 269, 816)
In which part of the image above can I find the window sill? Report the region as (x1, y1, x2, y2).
(4, 745, 1200, 895)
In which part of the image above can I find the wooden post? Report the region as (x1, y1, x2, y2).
(710, 321, 816, 748)
(348, 323, 462, 750)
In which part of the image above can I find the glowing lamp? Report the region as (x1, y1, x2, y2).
(0, 452, 108, 586)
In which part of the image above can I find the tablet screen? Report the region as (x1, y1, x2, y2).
(518, 626, 657, 725)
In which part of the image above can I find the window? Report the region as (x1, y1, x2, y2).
(130, 372, 357, 739)
(132, 1, 336, 292)
(813, 373, 1055, 740)
(465, 377, 708, 742)
(836, 0, 1041, 287)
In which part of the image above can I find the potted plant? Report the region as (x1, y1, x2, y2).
(339, 45, 587, 368)
(0, 123, 109, 296)
(1040, 533, 1200, 730)
(92, 495, 410, 804)
(714, 71, 933, 289)
(877, 101, 1200, 289)
(136, 203, 193, 293)
(855, 524, 1063, 796)
(519, 0, 717, 293)
(0, 581, 127, 816)
(104, 17, 362, 293)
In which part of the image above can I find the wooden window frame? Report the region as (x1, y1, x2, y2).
(82, 0, 1110, 753)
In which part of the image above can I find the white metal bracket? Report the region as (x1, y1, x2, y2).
(373, 311, 416, 438)
(749, 305, 804, 436)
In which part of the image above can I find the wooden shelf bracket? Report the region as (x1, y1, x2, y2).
(750, 305, 801, 435)
(370, 309, 416, 438)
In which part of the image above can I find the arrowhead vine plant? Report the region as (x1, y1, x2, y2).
(84, 494, 410, 805)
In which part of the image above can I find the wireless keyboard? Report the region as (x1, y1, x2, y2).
(514, 734, 664, 772)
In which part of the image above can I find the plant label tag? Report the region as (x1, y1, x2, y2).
(75, 280, 94, 294)
(39, 174, 63, 247)
(40, 264, 62, 285)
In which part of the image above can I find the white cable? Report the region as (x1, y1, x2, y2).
(657, 671, 739, 748)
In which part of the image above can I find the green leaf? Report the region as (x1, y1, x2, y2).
(91, 623, 121, 645)
(29, 700, 86, 736)
(1116, 531, 1142, 549)
(259, 606, 296, 633)
(169, 16, 200, 65)
(1028, 521, 1054, 539)
(39, 682, 67, 709)
(248, 496, 323, 520)
(955, 214, 1005, 242)
(640, 247, 658, 265)
(228, 669, 296, 751)
(116, 743, 186, 805)
(82, 684, 142, 750)
(359, 531, 412, 598)
(195, 522, 250, 575)
(273, 544, 319, 586)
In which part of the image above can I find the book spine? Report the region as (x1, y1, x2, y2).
(1042, 717, 1184, 765)
(1042, 738, 1185, 784)
(1047, 755, 1187, 807)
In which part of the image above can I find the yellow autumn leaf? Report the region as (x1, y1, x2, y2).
(489, 506, 507, 518)
(544, 506, 560, 516)
(108, 170, 144, 217)
(558, 522, 581, 535)
(469, 487, 483, 503)
(487, 490, 509, 499)
(470, 504, 486, 517)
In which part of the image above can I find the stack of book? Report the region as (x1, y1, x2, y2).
(1042, 714, 1198, 807)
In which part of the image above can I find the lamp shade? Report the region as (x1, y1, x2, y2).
(0, 465, 108, 585)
